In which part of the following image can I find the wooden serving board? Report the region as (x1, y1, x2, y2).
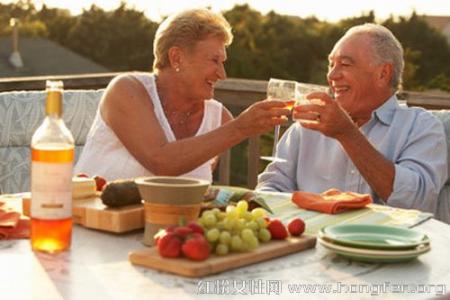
(129, 235, 316, 277)
(71, 198, 144, 233)
(22, 194, 144, 233)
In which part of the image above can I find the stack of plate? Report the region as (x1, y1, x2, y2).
(318, 224, 430, 263)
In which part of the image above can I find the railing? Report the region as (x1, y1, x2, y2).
(2, 73, 450, 188)
(0, 73, 118, 91)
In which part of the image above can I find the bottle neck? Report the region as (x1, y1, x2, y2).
(45, 90, 62, 117)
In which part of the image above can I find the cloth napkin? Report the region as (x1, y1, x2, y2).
(0, 201, 30, 239)
(292, 188, 372, 214)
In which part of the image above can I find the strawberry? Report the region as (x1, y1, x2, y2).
(268, 219, 288, 240)
(181, 233, 210, 261)
(158, 232, 182, 258)
(174, 226, 194, 238)
(75, 173, 89, 178)
(93, 175, 107, 191)
(288, 218, 305, 236)
(153, 229, 167, 246)
(154, 225, 178, 246)
(186, 221, 205, 235)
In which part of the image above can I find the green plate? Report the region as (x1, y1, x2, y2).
(318, 237, 430, 263)
(319, 224, 430, 250)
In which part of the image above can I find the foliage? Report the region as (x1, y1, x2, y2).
(427, 73, 450, 92)
(37, 5, 75, 45)
(223, 5, 265, 79)
(0, 0, 46, 36)
(64, 3, 158, 71)
(383, 12, 450, 90)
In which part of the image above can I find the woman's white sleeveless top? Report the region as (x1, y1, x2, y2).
(74, 73, 223, 182)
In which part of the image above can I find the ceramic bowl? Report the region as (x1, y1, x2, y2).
(135, 176, 210, 246)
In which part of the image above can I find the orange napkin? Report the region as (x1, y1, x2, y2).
(0, 201, 30, 239)
(292, 188, 372, 214)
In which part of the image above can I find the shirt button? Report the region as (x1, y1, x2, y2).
(350, 170, 356, 174)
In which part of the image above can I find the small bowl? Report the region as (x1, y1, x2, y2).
(135, 176, 210, 246)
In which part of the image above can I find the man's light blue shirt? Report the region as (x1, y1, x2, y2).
(257, 95, 448, 214)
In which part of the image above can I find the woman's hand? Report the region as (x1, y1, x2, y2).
(101, 76, 290, 176)
(233, 100, 291, 137)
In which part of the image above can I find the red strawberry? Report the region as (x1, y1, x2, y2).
(288, 218, 305, 236)
(76, 173, 89, 178)
(153, 229, 168, 246)
(174, 226, 194, 238)
(93, 175, 107, 191)
(186, 221, 205, 235)
(181, 233, 210, 261)
(268, 219, 288, 240)
(158, 232, 182, 258)
(154, 225, 178, 246)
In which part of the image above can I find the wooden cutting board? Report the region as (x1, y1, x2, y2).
(22, 194, 144, 233)
(129, 235, 316, 277)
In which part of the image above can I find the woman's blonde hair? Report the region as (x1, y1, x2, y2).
(153, 8, 233, 72)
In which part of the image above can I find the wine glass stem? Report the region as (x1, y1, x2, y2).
(272, 125, 281, 157)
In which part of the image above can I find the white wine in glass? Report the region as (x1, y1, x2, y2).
(261, 78, 296, 162)
(294, 83, 329, 124)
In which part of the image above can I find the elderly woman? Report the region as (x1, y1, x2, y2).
(75, 8, 289, 182)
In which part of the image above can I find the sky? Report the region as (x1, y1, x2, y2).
(3, 0, 450, 22)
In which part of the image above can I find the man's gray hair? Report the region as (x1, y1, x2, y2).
(345, 23, 404, 91)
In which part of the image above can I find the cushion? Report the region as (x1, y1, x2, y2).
(0, 90, 103, 193)
(430, 110, 450, 184)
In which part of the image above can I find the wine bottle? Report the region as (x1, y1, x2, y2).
(30, 80, 74, 253)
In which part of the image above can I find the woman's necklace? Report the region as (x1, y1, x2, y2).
(163, 108, 193, 126)
(156, 76, 194, 126)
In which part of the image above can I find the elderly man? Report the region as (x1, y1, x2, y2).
(257, 23, 448, 214)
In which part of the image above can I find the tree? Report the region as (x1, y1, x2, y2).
(37, 5, 75, 45)
(0, 0, 47, 36)
(223, 5, 265, 79)
(383, 12, 450, 90)
(337, 10, 376, 31)
(66, 3, 158, 71)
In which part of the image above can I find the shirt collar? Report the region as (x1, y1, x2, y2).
(371, 94, 401, 126)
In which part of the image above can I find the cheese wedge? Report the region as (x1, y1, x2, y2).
(72, 177, 97, 200)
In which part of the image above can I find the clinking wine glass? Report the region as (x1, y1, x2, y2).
(260, 78, 296, 162)
(294, 83, 330, 124)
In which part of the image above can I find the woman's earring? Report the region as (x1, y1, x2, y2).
(175, 66, 180, 72)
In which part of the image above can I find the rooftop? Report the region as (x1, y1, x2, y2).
(0, 36, 109, 78)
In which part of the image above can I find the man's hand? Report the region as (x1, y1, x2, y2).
(294, 91, 394, 201)
(293, 92, 356, 140)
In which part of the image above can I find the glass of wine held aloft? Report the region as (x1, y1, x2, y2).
(260, 78, 296, 163)
(293, 83, 330, 124)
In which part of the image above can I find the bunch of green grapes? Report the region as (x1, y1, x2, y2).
(198, 200, 272, 255)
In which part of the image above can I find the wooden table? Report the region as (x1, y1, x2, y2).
(1, 196, 450, 299)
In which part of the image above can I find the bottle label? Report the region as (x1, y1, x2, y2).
(31, 161, 73, 219)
